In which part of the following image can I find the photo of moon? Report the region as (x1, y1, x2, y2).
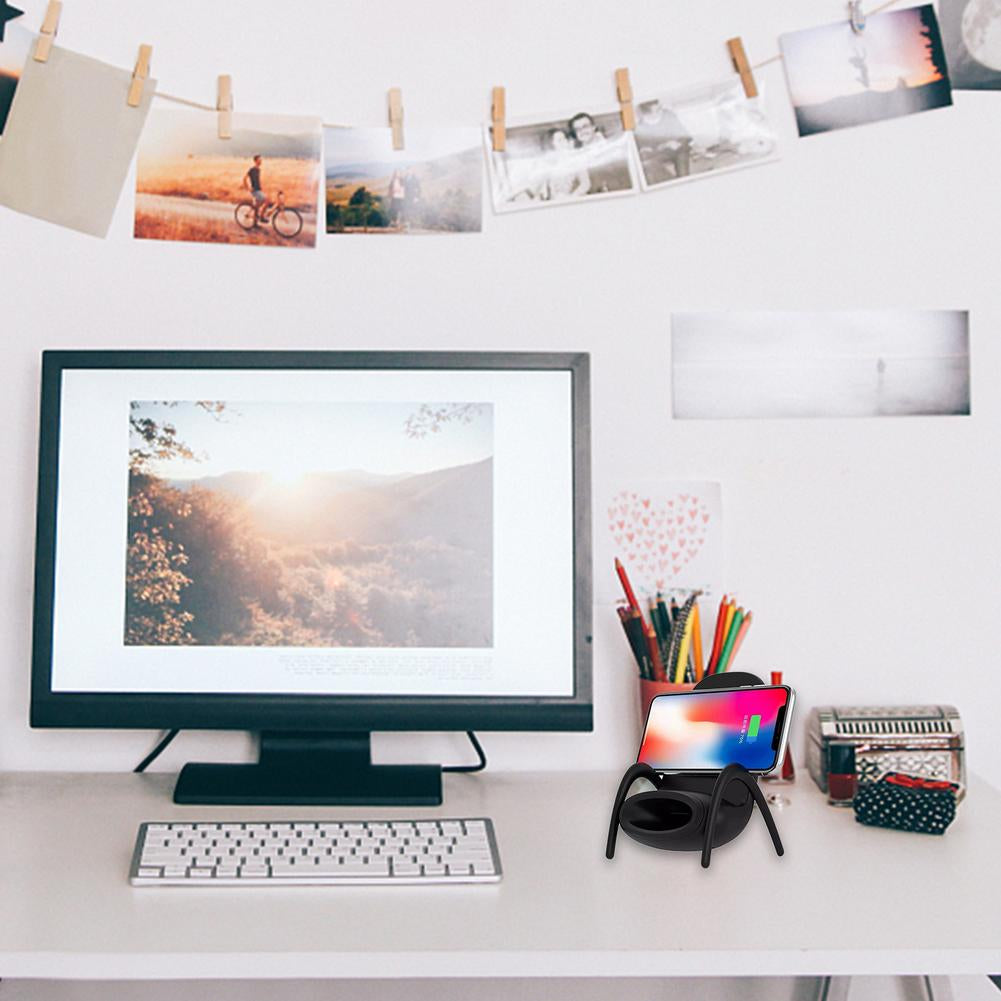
(939, 0, 1001, 88)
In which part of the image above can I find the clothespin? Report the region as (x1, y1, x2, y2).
(388, 87, 404, 150)
(726, 37, 757, 99)
(127, 44, 152, 107)
(491, 86, 506, 152)
(849, 1, 866, 34)
(32, 0, 61, 63)
(217, 74, 233, 140)
(615, 68, 635, 131)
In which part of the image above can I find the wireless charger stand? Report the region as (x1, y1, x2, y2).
(606, 671, 785, 869)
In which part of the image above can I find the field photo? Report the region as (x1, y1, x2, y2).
(125, 399, 494, 648)
(324, 126, 481, 234)
(780, 5, 952, 136)
(0, 24, 31, 135)
(135, 110, 321, 248)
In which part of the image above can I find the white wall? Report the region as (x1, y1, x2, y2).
(0, 0, 996, 784)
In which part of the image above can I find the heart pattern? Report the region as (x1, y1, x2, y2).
(607, 490, 711, 591)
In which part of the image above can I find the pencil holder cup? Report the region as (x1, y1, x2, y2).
(638, 679, 694, 726)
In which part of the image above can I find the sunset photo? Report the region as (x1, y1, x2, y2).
(134, 110, 321, 248)
(0, 24, 31, 135)
(125, 399, 494, 648)
(780, 4, 952, 136)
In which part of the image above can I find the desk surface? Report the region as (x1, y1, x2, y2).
(1, 769, 998, 980)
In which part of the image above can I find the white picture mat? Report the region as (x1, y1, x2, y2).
(50, 367, 575, 697)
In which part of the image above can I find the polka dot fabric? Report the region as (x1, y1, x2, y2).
(853, 771, 960, 835)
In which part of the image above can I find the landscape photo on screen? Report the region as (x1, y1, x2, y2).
(0, 24, 31, 135)
(486, 108, 638, 212)
(633, 77, 777, 191)
(939, 0, 1001, 89)
(780, 4, 952, 137)
(324, 126, 482, 234)
(134, 110, 321, 248)
(125, 399, 493, 648)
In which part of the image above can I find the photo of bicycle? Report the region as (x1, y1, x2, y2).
(134, 110, 320, 249)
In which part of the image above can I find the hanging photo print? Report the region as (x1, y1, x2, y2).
(671, 311, 971, 419)
(135, 110, 322, 249)
(485, 108, 638, 212)
(634, 76, 777, 191)
(939, 0, 1001, 89)
(0, 46, 156, 237)
(324, 126, 482, 234)
(0, 22, 30, 135)
(780, 4, 952, 137)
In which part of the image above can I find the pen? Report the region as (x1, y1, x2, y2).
(674, 611, 695, 684)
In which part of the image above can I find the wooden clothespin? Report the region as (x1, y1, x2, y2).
(849, 1, 866, 34)
(726, 37, 757, 99)
(127, 44, 152, 107)
(388, 87, 404, 150)
(217, 74, 233, 140)
(491, 86, 506, 152)
(615, 68, 635, 131)
(33, 0, 61, 63)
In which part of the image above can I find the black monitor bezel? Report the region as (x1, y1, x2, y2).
(30, 350, 592, 732)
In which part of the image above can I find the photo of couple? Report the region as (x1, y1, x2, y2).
(486, 109, 638, 211)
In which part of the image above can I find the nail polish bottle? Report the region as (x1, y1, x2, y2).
(827, 744, 857, 807)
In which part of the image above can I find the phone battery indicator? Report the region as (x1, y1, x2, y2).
(748, 714, 761, 738)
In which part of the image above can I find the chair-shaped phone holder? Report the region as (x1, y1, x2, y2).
(606, 672, 785, 869)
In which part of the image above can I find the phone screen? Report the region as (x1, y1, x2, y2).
(638, 686, 793, 772)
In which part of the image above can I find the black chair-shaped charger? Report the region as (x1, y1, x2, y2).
(606, 672, 785, 869)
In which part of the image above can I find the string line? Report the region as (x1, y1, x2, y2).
(156, 0, 905, 117)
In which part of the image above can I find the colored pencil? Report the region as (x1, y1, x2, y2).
(717, 606, 745, 673)
(691, 600, 704, 681)
(674, 612, 695, 684)
(645, 624, 666, 681)
(627, 608, 652, 679)
(715, 600, 736, 673)
(614, 558, 641, 615)
(727, 612, 753, 671)
(707, 593, 728, 673)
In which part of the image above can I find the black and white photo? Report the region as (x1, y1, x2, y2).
(672, 311, 970, 419)
(486, 108, 638, 212)
(939, 0, 1001, 89)
(634, 77, 777, 191)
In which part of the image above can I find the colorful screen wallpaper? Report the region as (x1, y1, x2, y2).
(638, 688, 789, 771)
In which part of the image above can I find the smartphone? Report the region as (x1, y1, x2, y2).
(638, 685, 795, 774)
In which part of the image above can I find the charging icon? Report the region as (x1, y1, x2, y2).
(747, 714, 761, 740)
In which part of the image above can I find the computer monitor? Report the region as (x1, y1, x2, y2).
(30, 351, 592, 806)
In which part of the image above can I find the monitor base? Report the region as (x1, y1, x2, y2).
(173, 731, 443, 806)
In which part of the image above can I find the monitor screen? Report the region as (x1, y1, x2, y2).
(31, 352, 591, 733)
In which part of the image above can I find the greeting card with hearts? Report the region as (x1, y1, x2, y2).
(596, 480, 722, 605)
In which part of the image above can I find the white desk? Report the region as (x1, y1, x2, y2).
(0, 770, 998, 982)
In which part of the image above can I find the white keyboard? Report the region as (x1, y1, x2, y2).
(130, 818, 502, 886)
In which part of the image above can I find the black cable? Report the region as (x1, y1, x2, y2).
(133, 729, 179, 773)
(442, 730, 487, 774)
(132, 728, 486, 774)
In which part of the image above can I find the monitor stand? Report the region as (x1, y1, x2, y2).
(172, 732, 443, 806)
